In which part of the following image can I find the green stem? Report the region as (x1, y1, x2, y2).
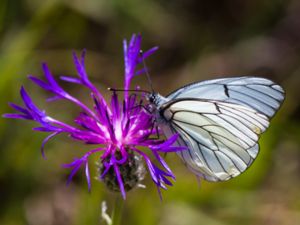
(111, 195, 124, 225)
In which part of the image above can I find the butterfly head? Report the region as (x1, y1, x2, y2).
(146, 92, 168, 108)
(146, 93, 156, 104)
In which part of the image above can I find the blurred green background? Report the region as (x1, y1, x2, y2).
(1, 0, 300, 225)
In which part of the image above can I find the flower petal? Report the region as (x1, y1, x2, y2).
(85, 161, 91, 192)
(113, 163, 126, 199)
(60, 76, 82, 84)
(40, 132, 60, 159)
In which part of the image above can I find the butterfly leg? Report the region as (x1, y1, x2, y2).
(146, 120, 161, 141)
(127, 104, 154, 115)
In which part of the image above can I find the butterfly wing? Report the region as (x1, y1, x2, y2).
(160, 99, 270, 181)
(167, 77, 285, 118)
(159, 77, 284, 181)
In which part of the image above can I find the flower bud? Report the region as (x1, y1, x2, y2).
(99, 151, 145, 192)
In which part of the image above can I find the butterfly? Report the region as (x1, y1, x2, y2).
(147, 77, 285, 181)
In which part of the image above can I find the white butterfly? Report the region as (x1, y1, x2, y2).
(147, 77, 285, 181)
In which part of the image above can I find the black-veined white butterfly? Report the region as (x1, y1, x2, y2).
(146, 77, 285, 181)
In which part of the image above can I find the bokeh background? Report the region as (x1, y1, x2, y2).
(1, 0, 300, 225)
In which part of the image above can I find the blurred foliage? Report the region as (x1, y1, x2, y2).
(1, 0, 300, 225)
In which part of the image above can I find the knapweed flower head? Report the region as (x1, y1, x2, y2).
(4, 34, 185, 199)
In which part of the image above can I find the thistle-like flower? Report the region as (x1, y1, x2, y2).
(4, 34, 185, 198)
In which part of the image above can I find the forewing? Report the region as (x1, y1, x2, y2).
(160, 99, 269, 181)
(167, 77, 285, 118)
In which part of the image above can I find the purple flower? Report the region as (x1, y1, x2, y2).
(3, 34, 185, 199)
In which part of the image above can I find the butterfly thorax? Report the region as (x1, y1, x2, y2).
(146, 93, 169, 123)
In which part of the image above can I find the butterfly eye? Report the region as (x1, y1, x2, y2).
(150, 95, 155, 103)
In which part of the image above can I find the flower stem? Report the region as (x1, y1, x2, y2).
(111, 195, 124, 225)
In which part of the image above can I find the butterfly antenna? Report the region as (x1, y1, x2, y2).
(107, 87, 151, 94)
(140, 50, 154, 93)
